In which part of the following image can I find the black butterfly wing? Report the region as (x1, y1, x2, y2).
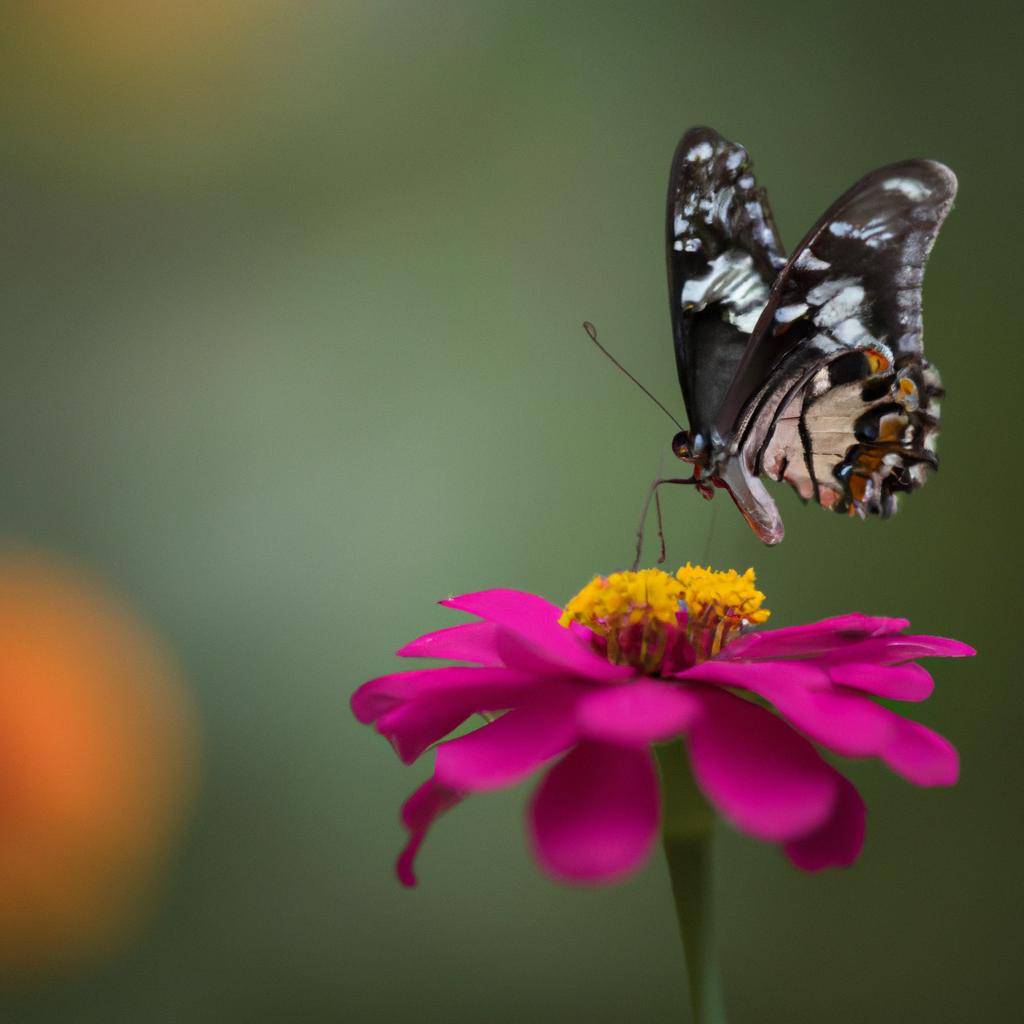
(666, 127, 786, 446)
(714, 159, 956, 538)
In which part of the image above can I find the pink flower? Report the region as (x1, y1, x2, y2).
(350, 566, 973, 886)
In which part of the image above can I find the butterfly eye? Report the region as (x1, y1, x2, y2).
(672, 431, 695, 461)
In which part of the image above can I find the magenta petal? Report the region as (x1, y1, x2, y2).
(442, 588, 564, 624)
(814, 635, 976, 666)
(575, 681, 702, 746)
(679, 658, 821, 691)
(528, 741, 659, 883)
(686, 688, 838, 841)
(490, 627, 636, 683)
(351, 665, 539, 723)
(688, 660, 959, 778)
(397, 621, 503, 665)
(376, 679, 569, 763)
(377, 700, 475, 764)
(828, 661, 934, 701)
(785, 772, 866, 871)
(723, 614, 910, 659)
(396, 778, 464, 887)
(442, 589, 633, 682)
(882, 718, 959, 786)
(684, 661, 896, 759)
(801, 613, 909, 634)
(767, 686, 896, 758)
(434, 698, 579, 792)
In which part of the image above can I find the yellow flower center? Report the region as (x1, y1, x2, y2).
(560, 564, 770, 669)
(560, 569, 683, 672)
(675, 562, 770, 658)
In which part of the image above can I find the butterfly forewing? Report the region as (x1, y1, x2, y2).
(666, 127, 786, 444)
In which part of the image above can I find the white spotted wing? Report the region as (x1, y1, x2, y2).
(666, 127, 786, 446)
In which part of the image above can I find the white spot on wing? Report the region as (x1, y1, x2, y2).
(710, 186, 735, 225)
(673, 214, 689, 236)
(883, 177, 931, 200)
(816, 285, 867, 328)
(809, 333, 842, 354)
(687, 141, 713, 162)
(832, 317, 869, 344)
(681, 251, 752, 304)
(734, 307, 763, 333)
(807, 276, 860, 305)
(678, 248, 769, 333)
(857, 216, 896, 249)
(828, 221, 853, 237)
(776, 303, 809, 324)
(794, 249, 831, 271)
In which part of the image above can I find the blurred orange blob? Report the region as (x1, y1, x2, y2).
(30, 0, 268, 78)
(0, 553, 196, 977)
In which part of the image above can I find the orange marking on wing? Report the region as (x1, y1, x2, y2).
(848, 474, 869, 503)
(864, 349, 890, 375)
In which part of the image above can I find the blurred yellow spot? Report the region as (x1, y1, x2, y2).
(30, 1, 264, 77)
(0, 553, 196, 978)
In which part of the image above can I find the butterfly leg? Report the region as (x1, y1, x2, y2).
(653, 488, 667, 566)
(632, 476, 699, 571)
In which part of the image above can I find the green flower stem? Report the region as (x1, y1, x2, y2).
(655, 741, 727, 1024)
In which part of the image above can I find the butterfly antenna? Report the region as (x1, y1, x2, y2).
(582, 321, 684, 431)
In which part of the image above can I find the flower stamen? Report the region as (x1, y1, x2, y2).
(560, 569, 683, 673)
(676, 563, 770, 661)
(560, 564, 770, 670)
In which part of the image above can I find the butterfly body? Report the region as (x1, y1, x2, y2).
(666, 127, 954, 544)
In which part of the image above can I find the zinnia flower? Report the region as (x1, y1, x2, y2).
(351, 565, 973, 886)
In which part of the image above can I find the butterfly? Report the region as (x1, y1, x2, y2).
(663, 126, 956, 545)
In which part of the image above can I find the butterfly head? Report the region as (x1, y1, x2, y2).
(671, 430, 717, 500)
(673, 429, 707, 464)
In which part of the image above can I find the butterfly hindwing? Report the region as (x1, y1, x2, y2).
(666, 127, 786, 444)
(717, 159, 955, 522)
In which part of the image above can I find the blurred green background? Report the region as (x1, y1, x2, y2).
(1, 2, 1020, 1021)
